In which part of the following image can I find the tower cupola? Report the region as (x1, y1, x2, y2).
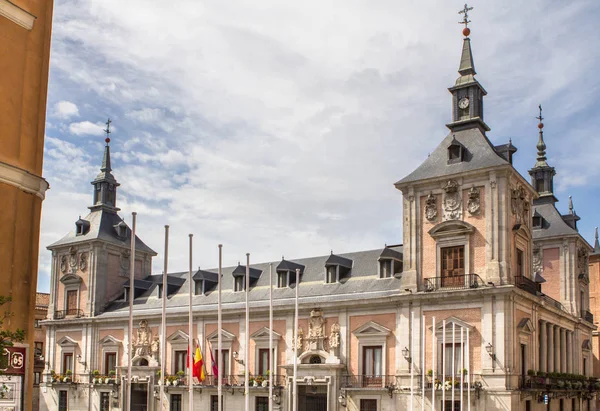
(528, 105, 557, 205)
(89, 119, 120, 213)
(447, 5, 490, 133)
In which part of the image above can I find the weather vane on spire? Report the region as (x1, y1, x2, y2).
(536, 104, 544, 129)
(458, 4, 473, 36)
(103, 118, 112, 145)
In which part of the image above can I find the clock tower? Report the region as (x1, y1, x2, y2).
(447, 5, 490, 133)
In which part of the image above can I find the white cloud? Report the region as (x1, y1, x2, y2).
(69, 121, 106, 136)
(37, 1, 600, 291)
(54, 100, 79, 119)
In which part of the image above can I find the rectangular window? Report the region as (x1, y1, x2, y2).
(170, 394, 182, 411)
(517, 249, 524, 277)
(326, 266, 337, 283)
(62, 352, 73, 374)
(258, 349, 271, 376)
(100, 392, 110, 411)
(59, 391, 68, 411)
(443, 400, 460, 411)
(380, 260, 392, 278)
(66, 290, 78, 314)
(362, 346, 382, 387)
(195, 280, 204, 296)
(174, 350, 187, 374)
(214, 349, 230, 379)
(441, 343, 463, 376)
(104, 352, 117, 375)
(256, 396, 269, 411)
(34, 341, 44, 357)
(210, 395, 223, 411)
(583, 357, 587, 376)
(234, 276, 245, 292)
(360, 399, 378, 411)
(441, 246, 464, 288)
(277, 271, 287, 288)
(581, 290, 586, 313)
(520, 344, 526, 377)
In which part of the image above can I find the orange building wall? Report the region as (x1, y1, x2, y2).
(542, 248, 561, 302)
(589, 255, 600, 376)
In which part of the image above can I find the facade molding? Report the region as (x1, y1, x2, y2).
(0, 160, 48, 199)
(0, 0, 36, 30)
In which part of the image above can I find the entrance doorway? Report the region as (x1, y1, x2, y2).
(298, 385, 327, 411)
(130, 383, 149, 411)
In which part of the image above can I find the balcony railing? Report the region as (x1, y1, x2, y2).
(54, 309, 84, 319)
(581, 310, 594, 324)
(514, 275, 538, 296)
(197, 375, 285, 387)
(519, 374, 600, 392)
(423, 274, 484, 292)
(539, 294, 564, 311)
(341, 375, 396, 389)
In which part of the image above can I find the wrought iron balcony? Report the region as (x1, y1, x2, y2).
(199, 374, 285, 387)
(54, 309, 84, 319)
(581, 310, 594, 324)
(513, 275, 538, 296)
(341, 375, 396, 389)
(423, 274, 484, 292)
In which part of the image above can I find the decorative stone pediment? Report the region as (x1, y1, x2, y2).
(251, 327, 281, 342)
(167, 330, 189, 343)
(207, 329, 236, 342)
(428, 220, 474, 239)
(60, 273, 83, 285)
(353, 321, 391, 337)
(517, 318, 534, 334)
(57, 336, 78, 347)
(99, 335, 121, 346)
(431, 317, 474, 332)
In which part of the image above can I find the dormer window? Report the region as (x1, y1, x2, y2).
(532, 211, 543, 229)
(75, 217, 90, 236)
(275, 259, 304, 288)
(114, 221, 127, 239)
(324, 254, 352, 284)
(378, 247, 403, 278)
(157, 284, 163, 298)
(234, 276, 245, 292)
(277, 272, 288, 288)
(195, 280, 204, 296)
(447, 137, 465, 164)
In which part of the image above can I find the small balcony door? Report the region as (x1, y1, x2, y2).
(362, 346, 382, 387)
(66, 290, 78, 315)
(441, 246, 465, 288)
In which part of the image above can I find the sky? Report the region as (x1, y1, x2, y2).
(38, 0, 600, 292)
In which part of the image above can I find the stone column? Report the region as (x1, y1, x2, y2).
(554, 326, 560, 372)
(560, 329, 567, 372)
(539, 321, 547, 373)
(547, 324, 554, 372)
(566, 331, 573, 373)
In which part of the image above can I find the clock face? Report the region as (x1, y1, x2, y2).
(458, 97, 470, 109)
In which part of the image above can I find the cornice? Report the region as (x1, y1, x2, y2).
(0, 0, 36, 30)
(0, 160, 49, 199)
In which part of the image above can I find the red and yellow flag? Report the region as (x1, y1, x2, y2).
(193, 344, 205, 382)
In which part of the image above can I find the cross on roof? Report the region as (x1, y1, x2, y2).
(103, 118, 112, 144)
(458, 4, 473, 28)
(536, 104, 544, 123)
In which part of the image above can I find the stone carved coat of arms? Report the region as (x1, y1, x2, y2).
(443, 180, 462, 220)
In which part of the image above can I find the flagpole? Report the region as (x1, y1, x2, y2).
(188, 234, 194, 410)
(269, 263, 273, 411)
(293, 268, 299, 411)
(126, 212, 136, 411)
(160, 225, 169, 411)
(245, 253, 250, 411)
(218, 244, 223, 411)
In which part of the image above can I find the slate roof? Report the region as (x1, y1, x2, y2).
(47, 209, 156, 255)
(532, 203, 579, 240)
(395, 128, 509, 187)
(100, 246, 403, 316)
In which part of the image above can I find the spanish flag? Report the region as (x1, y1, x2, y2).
(193, 344, 205, 382)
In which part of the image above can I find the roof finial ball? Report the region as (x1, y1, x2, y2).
(458, 3, 473, 37)
(103, 118, 112, 145)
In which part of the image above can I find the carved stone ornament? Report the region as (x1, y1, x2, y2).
(120, 250, 130, 271)
(578, 247, 588, 272)
(425, 193, 438, 222)
(294, 327, 304, 353)
(532, 247, 542, 275)
(443, 180, 462, 220)
(68, 246, 78, 270)
(308, 308, 326, 339)
(131, 320, 155, 359)
(467, 187, 480, 215)
(60, 255, 68, 273)
(511, 185, 529, 225)
(329, 323, 341, 349)
(79, 253, 87, 272)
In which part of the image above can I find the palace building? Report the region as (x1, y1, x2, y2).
(39, 13, 597, 411)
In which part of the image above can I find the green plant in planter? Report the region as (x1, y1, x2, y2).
(93, 370, 100, 377)
(527, 370, 536, 376)
(462, 368, 468, 376)
(556, 380, 565, 389)
(427, 369, 433, 377)
(176, 370, 185, 380)
(65, 370, 72, 376)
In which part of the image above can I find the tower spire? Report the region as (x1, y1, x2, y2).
(89, 118, 120, 213)
(458, 4, 476, 76)
(535, 105, 548, 167)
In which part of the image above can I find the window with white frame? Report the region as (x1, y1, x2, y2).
(433, 318, 473, 378)
(353, 321, 391, 386)
(251, 327, 280, 376)
(207, 329, 236, 379)
(167, 330, 190, 375)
